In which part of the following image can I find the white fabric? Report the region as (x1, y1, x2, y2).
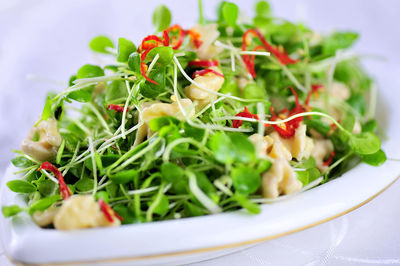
(1, 0, 400, 265)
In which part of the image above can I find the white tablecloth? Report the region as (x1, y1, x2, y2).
(1, 0, 399, 265)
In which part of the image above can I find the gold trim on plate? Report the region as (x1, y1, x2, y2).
(6, 175, 400, 266)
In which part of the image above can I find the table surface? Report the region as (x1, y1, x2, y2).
(1, 0, 399, 265)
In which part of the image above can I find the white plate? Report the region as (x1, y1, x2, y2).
(1, 158, 400, 265)
(2, 1, 400, 265)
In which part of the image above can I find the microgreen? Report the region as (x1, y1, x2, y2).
(222, 2, 239, 27)
(89, 36, 114, 54)
(152, 5, 172, 32)
(6, 1, 385, 225)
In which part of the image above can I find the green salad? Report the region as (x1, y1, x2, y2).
(2, 1, 385, 230)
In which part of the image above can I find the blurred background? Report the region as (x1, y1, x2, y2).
(0, 0, 399, 265)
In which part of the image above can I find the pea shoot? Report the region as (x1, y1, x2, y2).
(2, 1, 386, 229)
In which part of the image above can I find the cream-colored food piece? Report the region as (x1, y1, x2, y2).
(189, 23, 223, 60)
(311, 139, 334, 172)
(330, 81, 350, 101)
(32, 204, 60, 227)
(261, 158, 303, 198)
(184, 67, 224, 109)
(141, 96, 194, 123)
(248, 134, 291, 161)
(134, 97, 195, 146)
(277, 124, 314, 161)
(53, 195, 120, 230)
(21, 118, 62, 162)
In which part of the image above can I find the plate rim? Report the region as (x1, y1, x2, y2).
(2, 167, 399, 266)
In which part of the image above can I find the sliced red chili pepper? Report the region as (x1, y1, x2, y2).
(269, 107, 296, 138)
(165, 24, 185, 50)
(242, 29, 298, 78)
(38, 162, 71, 200)
(186, 29, 203, 49)
(305, 84, 324, 106)
(140, 35, 163, 52)
(187, 60, 219, 68)
(106, 104, 129, 113)
(140, 48, 159, 85)
(286, 86, 304, 129)
(323, 151, 336, 166)
(192, 69, 225, 79)
(233, 107, 259, 128)
(162, 30, 170, 46)
(98, 198, 123, 223)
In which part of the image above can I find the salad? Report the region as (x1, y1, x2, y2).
(2, 1, 386, 230)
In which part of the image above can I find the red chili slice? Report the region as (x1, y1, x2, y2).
(233, 107, 259, 128)
(270, 107, 296, 138)
(187, 60, 219, 68)
(98, 198, 124, 223)
(192, 69, 224, 79)
(106, 104, 129, 113)
(323, 151, 336, 166)
(185, 29, 203, 49)
(242, 28, 299, 78)
(165, 24, 185, 50)
(305, 84, 324, 106)
(162, 30, 170, 46)
(38, 162, 71, 200)
(140, 48, 159, 85)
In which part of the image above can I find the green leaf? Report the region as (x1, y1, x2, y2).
(146, 46, 174, 66)
(41, 97, 53, 121)
(304, 119, 331, 136)
(28, 195, 60, 214)
(150, 195, 169, 216)
(361, 149, 387, 166)
(38, 179, 57, 196)
(229, 133, 256, 163)
(235, 193, 261, 214)
(296, 171, 309, 186)
(148, 116, 180, 132)
(109, 169, 138, 184)
(113, 204, 138, 224)
(89, 35, 114, 54)
(68, 89, 92, 103)
(255, 159, 272, 174)
(242, 83, 267, 100)
(341, 110, 356, 132)
(7, 180, 36, 193)
(75, 177, 94, 192)
(184, 122, 205, 141)
(362, 119, 378, 133)
(350, 132, 381, 155)
(209, 132, 256, 164)
(161, 162, 184, 183)
(152, 5, 172, 32)
(184, 201, 206, 216)
(231, 167, 261, 195)
(347, 94, 366, 116)
(11, 156, 32, 168)
(76, 64, 104, 79)
(106, 80, 128, 103)
(222, 2, 239, 27)
(255, 1, 271, 17)
(220, 78, 240, 97)
(95, 191, 109, 203)
(322, 31, 359, 57)
(209, 132, 235, 164)
(2, 205, 23, 218)
(128, 52, 141, 73)
(117, 38, 137, 63)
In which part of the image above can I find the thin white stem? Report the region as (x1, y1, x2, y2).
(88, 137, 98, 196)
(146, 53, 159, 75)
